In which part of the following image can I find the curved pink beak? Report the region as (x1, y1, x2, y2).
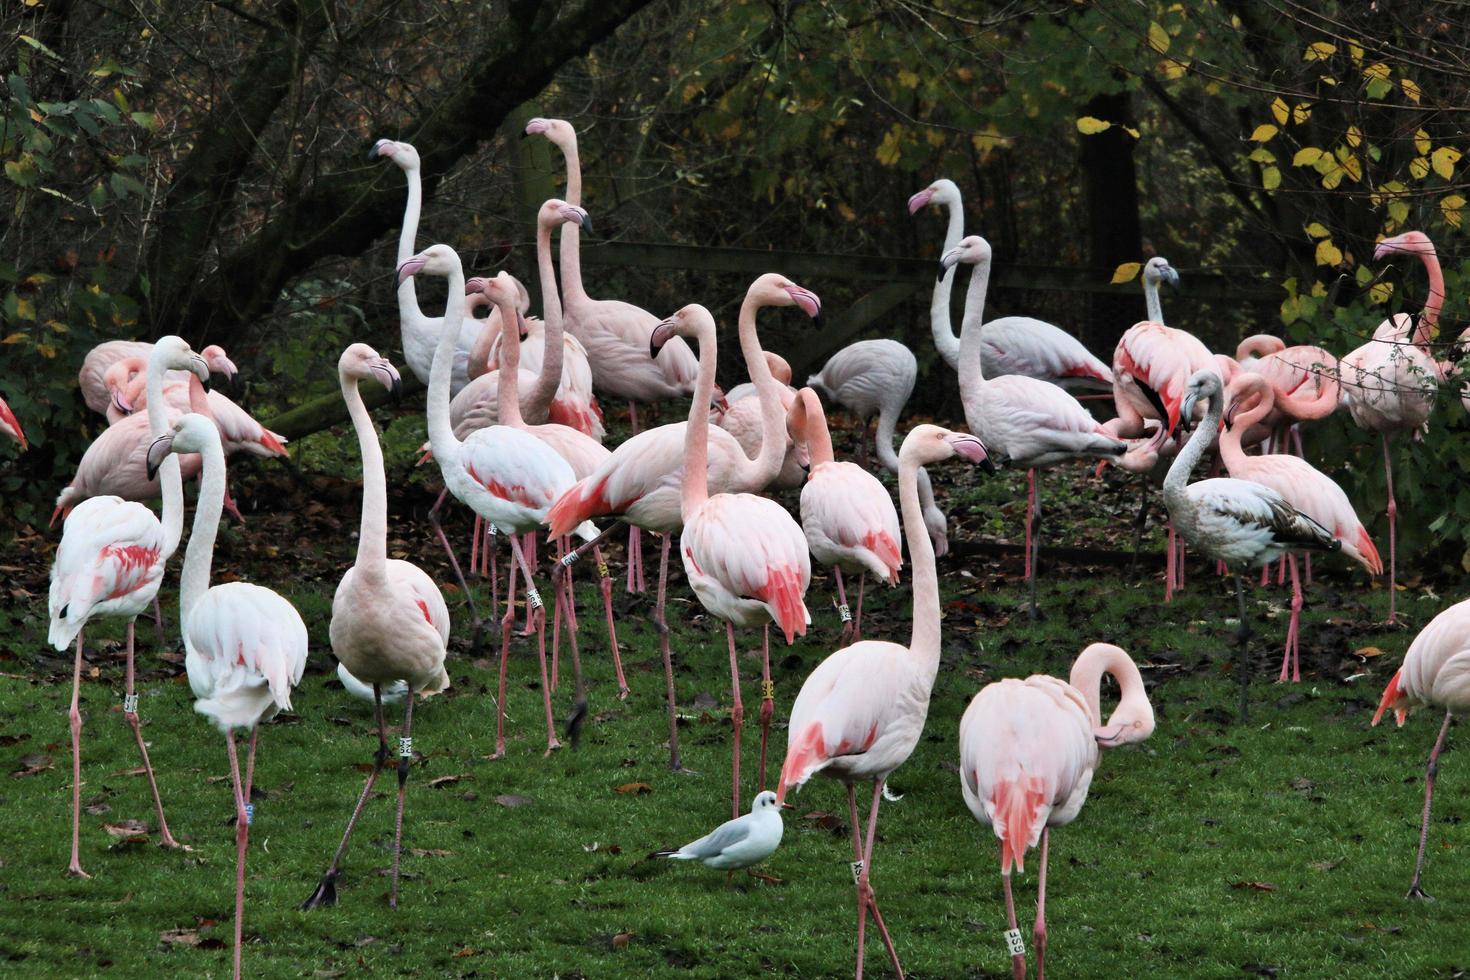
(397, 257, 427, 284)
(947, 433, 993, 470)
(784, 284, 822, 323)
(907, 188, 935, 215)
(370, 138, 394, 159)
(110, 387, 134, 416)
(524, 118, 551, 137)
(465, 276, 489, 295)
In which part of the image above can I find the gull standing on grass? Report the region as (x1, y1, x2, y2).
(654, 791, 785, 881)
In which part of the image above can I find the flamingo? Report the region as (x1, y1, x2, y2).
(960, 643, 1155, 980)
(777, 423, 991, 980)
(1219, 373, 1382, 681)
(1140, 256, 1179, 323)
(718, 351, 802, 490)
(405, 242, 586, 757)
(79, 341, 237, 417)
(1372, 596, 1470, 899)
(545, 275, 802, 773)
(109, 356, 288, 458)
(372, 139, 485, 395)
(805, 339, 950, 556)
(1342, 230, 1448, 624)
(144, 412, 306, 980)
(1162, 370, 1340, 720)
(301, 344, 450, 911)
(0, 393, 25, 449)
(787, 387, 904, 644)
(1234, 335, 1340, 453)
(657, 300, 815, 817)
(910, 178, 1113, 389)
(47, 336, 210, 877)
(724, 351, 793, 405)
(942, 235, 1126, 615)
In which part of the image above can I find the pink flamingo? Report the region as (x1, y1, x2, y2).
(910, 178, 1112, 389)
(145, 413, 306, 980)
(959, 643, 1155, 980)
(657, 301, 814, 818)
(777, 423, 992, 980)
(1342, 230, 1447, 624)
(0, 393, 25, 449)
(109, 357, 288, 458)
(718, 352, 802, 490)
(301, 344, 450, 911)
(1372, 596, 1470, 899)
(545, 274, 804, 772)
(1234, 335, 1340, 452)
(787, 387, 905, 644)
(47, 337, 209, 876)
(942, 235, 1126, 615)
(1218, 373, 1382, 681)
(79, 341, 237, 416)
(406, 243, 588, 757)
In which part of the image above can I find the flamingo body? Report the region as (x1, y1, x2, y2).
(801, 461, 901, 583)
(681, 493, 812, 642)
(48, 497, 164, 650)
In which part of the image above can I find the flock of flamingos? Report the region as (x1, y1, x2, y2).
(9, 116, 1468, 979)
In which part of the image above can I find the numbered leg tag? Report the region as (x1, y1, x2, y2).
(596, 560, 611, 580)
(761, 679, 775, 701)
(243, 803, 254, 827)
(837, 603, 852, 624)
(1004, 928, 1025, 957)
(122, 693, 139, 714)
(399, 736, 413, 760)
(487, 525, 499, 537)
(527, 588, 544, 610)
(850, 859, 865, 883)
(560, 551, 581, 568)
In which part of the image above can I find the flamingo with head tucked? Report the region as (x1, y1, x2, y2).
(80, 341, 237, 417)
(777, 423, 992, 980)
(0, 394, 25, 449)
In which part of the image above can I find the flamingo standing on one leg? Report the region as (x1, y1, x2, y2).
(1218, 373, 1382, 681)
(959, 643, 1155, 980)
(777, 423, 992, 980)
(787, 387, 901, 644)
(301, 344, 450, 911)
(145, 413, 307, 980)
(0, 394, 25, 449)
(942, 236, 1125, 617)
(1162, 370, 1340, 721)
(48, 337, 210, 876)
(1372, 597, 1470, 899)
(657, 299, 815, 817)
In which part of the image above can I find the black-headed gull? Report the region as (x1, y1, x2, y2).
(655, 791, 784, 876)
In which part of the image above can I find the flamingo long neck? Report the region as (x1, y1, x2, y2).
(873, 407, 937, 523)
(736, 290, 787, 487)
(1162, 384, 1221, 524)
(956, 255, 992, 430)
(680, 320, 720, 519)
(493, 294, 527, 428)
(146, 349, 185, 558)
(426, 260, 468, 467)
(395, 160, 427, 325)
(1144, 276, 1164, 323)
(1068, 643, 1150, 730)
(1216, 385, 1270, 475)
(899, 447, 941, 677)
(1416, 243, 1444, 346)
(179, 428, 227, 625)
(524, 218, 566, 420)
(555, 133, 587, 303)
(791, 388, 835, 467)
(930, 196, 965, 371)
(341, 369, 388, 583)
(466, 296, 498, 381)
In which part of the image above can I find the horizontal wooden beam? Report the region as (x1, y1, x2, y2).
(263, 375, 425, 442)
(785, 281, 923, 378)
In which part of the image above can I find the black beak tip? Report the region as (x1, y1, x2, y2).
(649, 340, 662, 359)
(518, 131, 529, 141)
(812, 311, 825, 329)
(146, 460, 160, 481)
(389, 378, 404, 405)
(936, 265, 947, 283)
(579, 216, 593, 236)
(200, 376, 212, 393)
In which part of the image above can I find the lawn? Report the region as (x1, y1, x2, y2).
(1, 447, 1467, 979)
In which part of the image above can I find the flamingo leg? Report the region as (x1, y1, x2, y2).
(485, 523, 499, 609)
(1002, 863, 1025, 980)
(860, 778, 904, 979)
(151, 595, 166, 648)
(626, 525, 645, 594)
(1406, 711, 1453, 900)
(550, 541, 564, 693)
(654, 534, 685, 772)
(520, 533, 537, 636)
(506, 534, 559, 756)
(1023, 468, 1035, 581)
(224, 729, 250, 980)
(1164, 523, 1175, 602)
(66, 630, 90, 879)
(1033, 827, 1050, 980)
(854, 573, 866, 643)
(1234, 572, 1252, 723)
(848, 785, 870, 980)
(428, 496, 481, 648)
(1282, 553, 1303, 683)
(834, 566, 853, 646)
(1176, 534, 1186, 590)
(470, 514, 481, 577)
(593, 545, 628, 698)
(1383, 434, 1398, 624)
(121, 620, 181, 849)
(1128, 482, 1150, 573)
(1028, 470, 1042, 620)
(554, 539, 585, 714)
(302, 686, 390, 909)
(727, 621, 743, 819)
(389, 689, 416, 908)
(491, 559, 515, 760)
(757, 624, 773, 792)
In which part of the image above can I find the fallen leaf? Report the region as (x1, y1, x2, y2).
(1230, 880, 1277, 892)
(614, 782, 652, 795)
(804, 811, 843, 832)
(453, 947, 476, 958)
(495, 794, 532, 808)
(612, 932, 634, 950)
(104, 820, 149, 839)
(12, 752, 52, 778)
(428, 774, 466, 788)
(160, 929, 201, 947)
(409, 848, 451, 858)
(1310, 858, 1343, 872)
(1354, 646, 1385, 658)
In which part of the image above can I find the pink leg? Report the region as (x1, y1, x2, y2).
(848, 785, 870, 980)
(625, 525, 644, 594)
(151, 595, 165, 647)
(757, 624, 773, 791)
(491, 581, 514, 760)
(520, 533, 537, 636)
(224, 729, 250, 980)
(727, 621, 743, 819)
(1383, 434, 1398, 624)
(507, 534, 559, 756)
(1164, 524, 1176, 602)
(1023, 469, 1035, 580)
(1281, 553, 1303, 683)
(550, 542, 564, 693)
(860, 779, 904, 979)
(1002, 861, 1024, 980)
(1176, 534, 1186, 590)
(854, 573, 866, 643)
(834, 566, 853, 646)
(1259, 562, 1270, 587)
(654, 534, 684, 771)
(67, 631, 90, 878)
(1406, 711, 1453, 899)
(389, 689, 415, 908)
(1276, 551, 1287, 586)
(427, 492, 481, 636)
(593, 546, 628, 698)
(302, 687, 390, 908)
(552, 539, 585, 706)
(485, 524, 499, 610)
(470, 515, 481, 577)
(1034, 827, 1050, 980)
(122, 620, 182, 849)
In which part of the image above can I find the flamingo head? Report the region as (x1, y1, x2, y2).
(649, 303, 714, 357)
(907, 178, 960, 215)
(900, 423, 995, 472)
(523, 117, 576, 150)
(1375, 230, 1434, 261)
(371, 138, 420, 171)
(1223, 373, 1270, 432)
(146, 412, 218, 479)
(339, 343, 402, 403)
(1178, 369, 1224, 434)
(938, 235, 992, 280)
(102, 360, 138, 416)
(397, 243, 459, 284)
(199, 344, 237, 388)
(0, 395, 26, 451)
(152, 335, 212, 391)
(750, 273, 822, 326)
(538, 198, 591, 235)
(1143, 256, 1179, 289)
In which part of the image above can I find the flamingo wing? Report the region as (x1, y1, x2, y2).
(185, 582, 308, 731)
(48, 496, 165, 648)
(801, 463, 902, 582)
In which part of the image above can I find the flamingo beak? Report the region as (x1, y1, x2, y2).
(370, 138, 393, 159)
(397, 257, 427, 284)
(650, 318, 676, 358)
(947, 433, 995, 473)
(372, 361, 403, 404)
(1164, 267, 1180, 290)
(145, 432, 174, 480)
(111, 388, 133, 416)
(937, 247, 962, 281)
(906, 188, 934, 215)
(785, 285, 822, 326)
(562, 206, 591, 234)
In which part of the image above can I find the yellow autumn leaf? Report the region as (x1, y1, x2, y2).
(1122, 126, 1140, 139)
(1369, 281, 1393, 304)
(1363, 62, 1390, 82)
(1309, 280, 1328, 298)
(1409, 156, 1430, 180)
(1250, 124, 1278, 142)
(0, 332, 25, 344)
(1345, 126, 1362, 148)
(972, 125, 1011, 161)
(875, 128, 903, 166)
(1293, 147, 1324, 166)
(1341, 154, 1362, 182)
(896, 69, 920, 89)
(1304, 41, 1336, 61)
(1262, 166, 1282, 190)
(1270, 97, 1289, 124)
(1415, 129, 1431, 155)
(1389, 200, 1410, 225)
(1322, 165, 1344, 190)
(1157, 58, 1188, 81)
(1432, 146, 1461, 180)
(1076, 116, 1111, 135)
(1443, 194, 1467, 229)
(1111, 262, 1143, 284)
(1249, 148, 1276, 164)
(1348, 41, 1364, 65)
(1292, 103, 1312, 124)
(1147, 21, 1170, 54)
(1303, 222, 1331, 239)
(1401, 78, 1421, 103)
(1315, 239, 1343, 266)
(14, 298, 34, 320)
(837, 202, 858, 222)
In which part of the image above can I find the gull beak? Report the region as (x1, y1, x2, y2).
(145, 432, 174, 480)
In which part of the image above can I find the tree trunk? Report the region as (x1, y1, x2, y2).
(1078, 89, 1143, 354)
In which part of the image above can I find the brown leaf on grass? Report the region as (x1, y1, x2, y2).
(612, 932, 634, 950)
(1290, 777, 1315, 792)
(1354, 646, 1386, 658)
(495, 794, 533, 808)
(409, 848, 451, 858)
(614, 782, 652, 795)
(803, 811, 843, 831)
(85, 802, 112, 816)
(1310, 858, 1343, 872)
(428, 774, 466, 788)
(453, 947, 477, 958)
(12, 752, 52, 778)
(1230, 880, 1277, 892)
(352, 762, 377, 773)
(104, 819, 149, 839)
(160, 929, 201, 947)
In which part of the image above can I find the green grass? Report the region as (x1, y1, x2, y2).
(3, 460, 1468, 978)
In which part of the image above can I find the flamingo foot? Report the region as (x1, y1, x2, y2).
(300, 872, 339, 910)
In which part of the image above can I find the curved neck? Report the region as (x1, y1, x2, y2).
(956, 257, 991, 429)
(1417, 245, 1444, 345)
(1216, 387, 1269, 474)
(395, 162, 427, 323)
(874, 406, 900, 473)
(899, 449, 941, 670)
(556, 136, 587, 303)
(342, 369, 388, 582)
(179, 431, 227, 623)
(494, 296, 527, 428)
(1068, 643, 1149, 730)
(929, 198, 965, 371)
(1163, 385, 1220, 513)
(680, 321, 720, 518)
(1143, 277, 1163, 323)
(426, 263, 468, 464)
(737, 291, 788, 486)
(466, 298, 499, 381)
(145, 349, 184, 558)
(790, 388, 835, 467)
(525, 220, 565, 419)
